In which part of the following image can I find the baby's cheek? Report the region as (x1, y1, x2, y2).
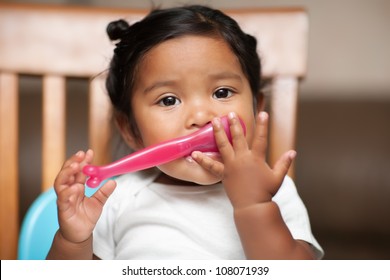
(244, 121, 256, 147)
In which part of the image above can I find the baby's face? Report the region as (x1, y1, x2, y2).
(130, 35, 256, 185)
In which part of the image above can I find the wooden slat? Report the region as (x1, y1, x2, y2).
(0, 73, 19, 259)
(269, 77, 299, 178)
(42, 75, 66, 191)
(0, 4, 308, 78)
(89, 76, 112, 165)
(229, 9, 308, 77)
(0, 3, 144, 76)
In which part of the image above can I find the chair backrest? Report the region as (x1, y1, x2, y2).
(0, 3, 308, 259)
(17, 188, 58, 260)
(17, 186, 98, 259)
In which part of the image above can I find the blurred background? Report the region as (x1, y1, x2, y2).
(7, 0, 390, 259)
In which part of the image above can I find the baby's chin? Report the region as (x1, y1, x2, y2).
(156, 157, 222, 186)
(185, 172, 222, 185)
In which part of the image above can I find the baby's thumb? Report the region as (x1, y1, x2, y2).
(92, 179, 117, 207)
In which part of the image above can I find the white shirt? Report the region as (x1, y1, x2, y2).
(93, 168, 323, 259)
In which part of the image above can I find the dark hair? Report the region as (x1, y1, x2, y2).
(106, 5, 261, 138)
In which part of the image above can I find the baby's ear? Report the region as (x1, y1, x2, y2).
(115, 115, 143, 151)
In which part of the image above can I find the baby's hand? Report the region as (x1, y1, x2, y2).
(193, 112, 295, 210)
(53, 150, 116, 243)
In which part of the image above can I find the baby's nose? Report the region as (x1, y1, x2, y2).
(185, 101, 217, 129)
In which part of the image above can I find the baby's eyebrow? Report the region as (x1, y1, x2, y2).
(143, 80, 177, 94)
(143, 72, 242, 94)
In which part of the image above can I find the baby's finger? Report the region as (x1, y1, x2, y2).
(62, 151, 86, 169)
(273, 150, 296, 181)
(83, 149, 94, 165)
(54, 162, 80, 193)
(91, 179, 116, 207)
(191, 151, 224, 178)
(75, 149, 94, 184)
(56, 182, 84, 212)
(227, 112, 247, 152)
(212, 117, 234, 161)
(251, 112, 269, 159)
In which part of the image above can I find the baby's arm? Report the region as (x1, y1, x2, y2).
(46, 150, 116, 259)
(192, 112, 315, 259)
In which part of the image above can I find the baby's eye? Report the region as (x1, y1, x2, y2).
(158, 96, 181, 107)
(213, 88, 234, 99)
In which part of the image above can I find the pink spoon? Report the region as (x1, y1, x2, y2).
(83, 115, 245, 188)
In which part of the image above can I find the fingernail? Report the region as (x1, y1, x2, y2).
(260, 112, 268, 121)
(185, 156, 194, 163)
(190, 151, 200, 161)
(212, 117, 221, 127)
(228, 112, 236, 120)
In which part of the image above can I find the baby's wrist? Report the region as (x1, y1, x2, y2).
(233, 200, 277, 217)
(229, 192, 273, 210)
(47, 230, 93, 260)
(58, 230, 92, 246)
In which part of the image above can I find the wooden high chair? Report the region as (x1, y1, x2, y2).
(0, 3, 308, 259)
